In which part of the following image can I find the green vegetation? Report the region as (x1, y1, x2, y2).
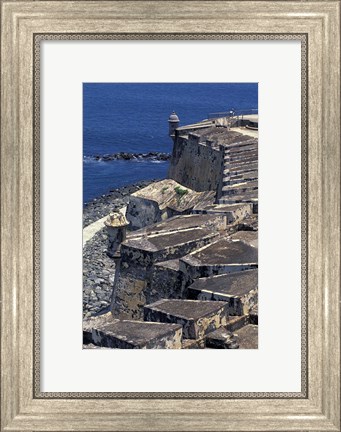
(174, 186, 189, 202)
(161, 186, 169, 194)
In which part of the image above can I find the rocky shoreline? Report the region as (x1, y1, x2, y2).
(83, 227, 114, 317)
(87, 151, 171, 162)
(83, 178, 161, 317)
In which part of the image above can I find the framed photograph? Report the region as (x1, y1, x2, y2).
(1, 1, 340, 431)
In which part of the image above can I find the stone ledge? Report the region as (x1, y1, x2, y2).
(144, 299, 229, 339)
(89, 318, 183, 349)
(180, 238, 258, 279)
(188, 269, 258, 315)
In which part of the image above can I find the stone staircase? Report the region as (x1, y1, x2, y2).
(219, 139, 258, 213)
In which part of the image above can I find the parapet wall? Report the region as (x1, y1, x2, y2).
(168, 135, 224, 193)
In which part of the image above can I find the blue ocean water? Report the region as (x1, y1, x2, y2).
(83, 83, 258, 204)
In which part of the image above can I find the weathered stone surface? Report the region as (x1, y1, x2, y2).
(227, 150, 258, 163)
(180, 238, 258, 279)
(126, 179, 215, 230)
(83, 312, 116, 344)
(182, 338, 206, 349)
(192, 203, 252, 224)
(219, 195, 258, 213)
(225, 163, 258, 176)
(205, 327, 239, 349)
(83, 343, 111, 349)
(128, 213, 227, 238)
(187, 269, 258, 315)
(234, 324, 258, 349)
(234, 216, 258, 232)
(230, 230, 258, 247)
(228, 143, 258, 154)
(112, 215, 225, 320)
(148, 259, 189, 304)
(105, 211, 129, 258)
(222, 181, 258, 196)
(168, 135, 224, 192)
(249, 303, 258, 325)
(123, 226, 220, 266)
(224, 170, 258, 186)
(91, 319, 183, 349)
(226, 315, 250, 332)
(144, 299, 229, 339)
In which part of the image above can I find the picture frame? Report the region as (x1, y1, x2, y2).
(1, 1, 340, 431)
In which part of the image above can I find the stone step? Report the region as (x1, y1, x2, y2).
(83, 313, 183, 349)
(191, 203, 252, 223)
(234, 324, 258, 349)
(122, 225, 220, 266)
(144, 299, 229, 340)
(128, 213, 226, 239)
(220, 200, 258, 214)
(227, 144, 258, 155)
(205, 327, 239, 349)
(223, 174, 258, 186)
(230, 230, 258, 247)
(218, 197, 258, 214)
(224, 178, 258, 187)
(180, 238, 258, 279)
(224, 166, 258, 177)
(224, 163, 258, 176)
(221, 181, 258, 196)
(225, 161, 258, 171)
(224, 151, 257, 161)
(220, 192, 258, 202)
(223, 139, 257, 150)
(224, 170, 258, 182)
(187, 269, 258, 316)
(228, 152, 258, 163)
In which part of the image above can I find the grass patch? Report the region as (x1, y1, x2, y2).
(174, 186, 189, 202)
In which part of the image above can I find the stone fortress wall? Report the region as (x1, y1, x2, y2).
(168, 133, 224, 192)
(84, 110, 259, 349)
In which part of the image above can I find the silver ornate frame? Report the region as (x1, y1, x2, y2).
(33, 33, 308, 399)
(1, 2, 340, 431)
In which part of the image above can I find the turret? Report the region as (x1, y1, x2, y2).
(104, 211, 129, 258)
(168, 111, 180, 139)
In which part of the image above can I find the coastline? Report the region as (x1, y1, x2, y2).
(83, 178, 161, 317)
